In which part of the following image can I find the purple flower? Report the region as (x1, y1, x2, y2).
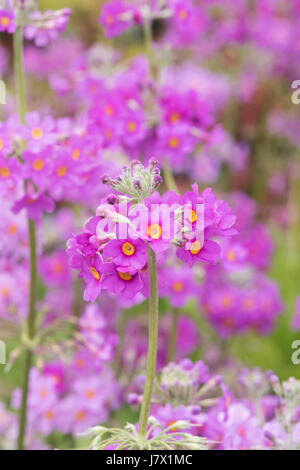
(100, 262, 144, 299)
(12, 191, 55, 222)
(99, 1, 141, 38)
(0, 10, 16, 34)
(103, 237, 147, 270)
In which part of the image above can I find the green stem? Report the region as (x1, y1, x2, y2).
(14, 26, 38, 451)
(163, 159, 180, 193)
(167, 308, 179, 363)
(143, 18, 154, 77)
(13, 26, 26, 124)
(138, 245, 158, 441)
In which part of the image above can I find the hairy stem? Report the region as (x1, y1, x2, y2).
(138, 245, 159, 441)
(14, 26, 38, 451)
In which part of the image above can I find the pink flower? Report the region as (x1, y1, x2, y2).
(103, 237, 147, 270)
(100, 262, 144, 299)
(99, 1, 141, 38)
(0, 9, 16, 34)
(12, 190, 55, 222)
(23, 112, 56, 153)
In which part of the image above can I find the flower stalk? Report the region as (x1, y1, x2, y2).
(138, 245, 159, 443)
(13, 25, 38, 451)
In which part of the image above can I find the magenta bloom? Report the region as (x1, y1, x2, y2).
(103, 237, 147, 270)
(24, 112, 56, 153)
(100, 262, 144, 299)
(22, 147, 54, 191)
(39, 250, 71, 288)
(12, 191, 55, 222)
(140, 192, 180, 254)
(159, 265, 198, 307)
(82, 255, 103, 303)
(0, 10, 16, 34)
(177, 231, 221, 267)
(99, 1, 141, 38)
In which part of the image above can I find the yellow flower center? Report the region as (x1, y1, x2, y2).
(31, 127, 43, 139)
(188, 209, 197, 223)
(226, 250, 236, 262)
(121, 241, 135, 256)
(72, 149, 80, 160)
(0, 166, 10, 178)
(190, 240, 202, 255)
(89, 266, 100, 280)
(32, 158, 44, 171)
(172, 281, 184, 292)
(127, 121, 137, 133)
(1, 17, 10, 27)
(0, 139, 3, 151)
(56, 165, 67, 177)
(168, 136, 180, 149)
(118, 271, 132, 281)
(147, 223, 162, 240)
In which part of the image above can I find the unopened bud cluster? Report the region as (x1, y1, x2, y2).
(102, 159, 162, 202)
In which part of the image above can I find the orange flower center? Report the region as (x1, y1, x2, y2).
(85, 389, 95, 399)
(8, 225, 17, 235)
(167, 420, 178, 432)
(57, 165, 67, 177)
(178, 9, 188, 20)
(0, 166, 10, 178)
(72, 149, 80, 160)
(104, 104, 114, 116)
(45, 410, 54, 420)
(32, 158, 44, 171)
(221, 296, 233, 308)
(127, 121, 137, 133)
(75, 410, 86, 421)
(118, 271, 132, 281)
(169, 112, 180, 123)
(172, 281, 184, 292)
(0, 139, 3, 151)
(168, 136, 180, 149)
